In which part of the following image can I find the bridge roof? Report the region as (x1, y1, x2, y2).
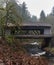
(5, 22, 51, 30)
(6, 22, 51, 27)
(21, 22, 51, 27)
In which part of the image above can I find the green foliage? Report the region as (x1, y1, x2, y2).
(5, 1, 22, 24)
(21, 2, 32, 22)
(0, 8, 6, 36)
(51, 6, 54, 16)
(40, 10, 46, 21)
(31, 15, 37, 22)
(0, 0, 23, 37)
(45, 15, 54, 33)
(5, 35, 14, 45)
(39, 7, 54, 33)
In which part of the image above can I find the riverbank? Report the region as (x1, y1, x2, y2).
(0, 38, 50, 65)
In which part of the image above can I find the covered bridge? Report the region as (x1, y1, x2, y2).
(4, 22, 53, 48)
(5, 22, 52, 38)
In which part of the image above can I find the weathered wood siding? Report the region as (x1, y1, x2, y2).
(44, 28, 51, 35)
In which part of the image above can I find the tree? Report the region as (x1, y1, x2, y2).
(21, 2, 32, 22)
(0, 8, 6, 36)
(21, 2, 27, 21)
(0, 0, 23, 64)
(31, 15, 37, 22)
(0, 0, 22, 37)
(40, 10, 46, 21)
(51, 6, 54, 16)
(5, 0, 22, 24)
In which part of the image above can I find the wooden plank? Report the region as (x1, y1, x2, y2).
(14, 35, 52, 39)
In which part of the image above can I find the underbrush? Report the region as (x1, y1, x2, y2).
(0, 38, 49, 65)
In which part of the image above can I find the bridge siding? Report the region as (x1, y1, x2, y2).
(44, 28, 51, 35)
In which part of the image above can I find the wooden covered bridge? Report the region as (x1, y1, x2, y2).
(5, 22, 53, 48)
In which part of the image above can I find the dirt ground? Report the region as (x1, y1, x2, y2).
(0, 38, 49, 65)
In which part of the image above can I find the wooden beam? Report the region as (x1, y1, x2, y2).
(14, 35, 52, 39)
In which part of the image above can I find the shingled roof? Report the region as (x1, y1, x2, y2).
(6, 22, 51, 27)
(21, 22, 51, 27)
